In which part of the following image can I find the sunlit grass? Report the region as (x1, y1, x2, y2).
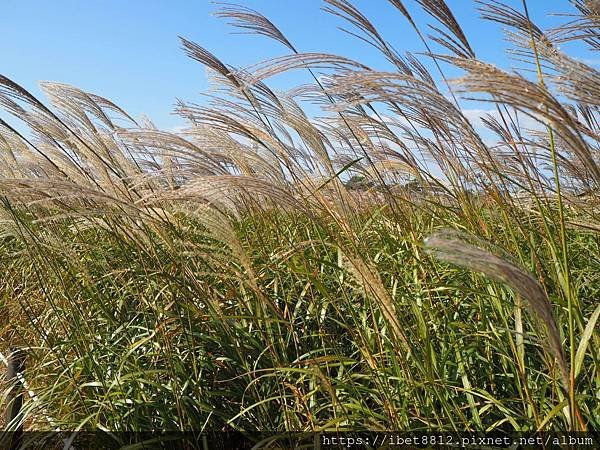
(0, 0, 599, 445)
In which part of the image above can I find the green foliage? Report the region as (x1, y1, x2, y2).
(0, 0, 599, 443)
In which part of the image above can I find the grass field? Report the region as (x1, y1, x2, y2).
(0, 0, 599, 446)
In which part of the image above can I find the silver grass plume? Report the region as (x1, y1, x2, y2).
(424, 228, 569, 389)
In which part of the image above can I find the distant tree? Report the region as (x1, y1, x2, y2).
(344, 175, 375, 191)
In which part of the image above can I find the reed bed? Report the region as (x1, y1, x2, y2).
(0, 0, 599, 444)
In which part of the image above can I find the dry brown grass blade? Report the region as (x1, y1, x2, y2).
(214, 2, 295, 51)
(341, 252, 411, 351)
(179, 38, 242, 89)
(116, 128, 228, 177)
(236, 53, 370, 84)
(477, 0, 545, 41)
(418, 0, 475, 58)
(479, 1, 600, 116)
(441, 55, 600, 186)
(155, 175, 301, 216)
(39, 82, 116, 132)
(324, 0, 396, 61)
(0, 76, 132, 187)
(547, 0, 600, 50)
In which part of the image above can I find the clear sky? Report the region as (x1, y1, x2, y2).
(0, 1, 584, 131)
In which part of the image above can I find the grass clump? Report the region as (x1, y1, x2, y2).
(0, 0, 599, 445)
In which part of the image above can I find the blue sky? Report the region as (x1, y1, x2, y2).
(0, 1, 585, 131)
